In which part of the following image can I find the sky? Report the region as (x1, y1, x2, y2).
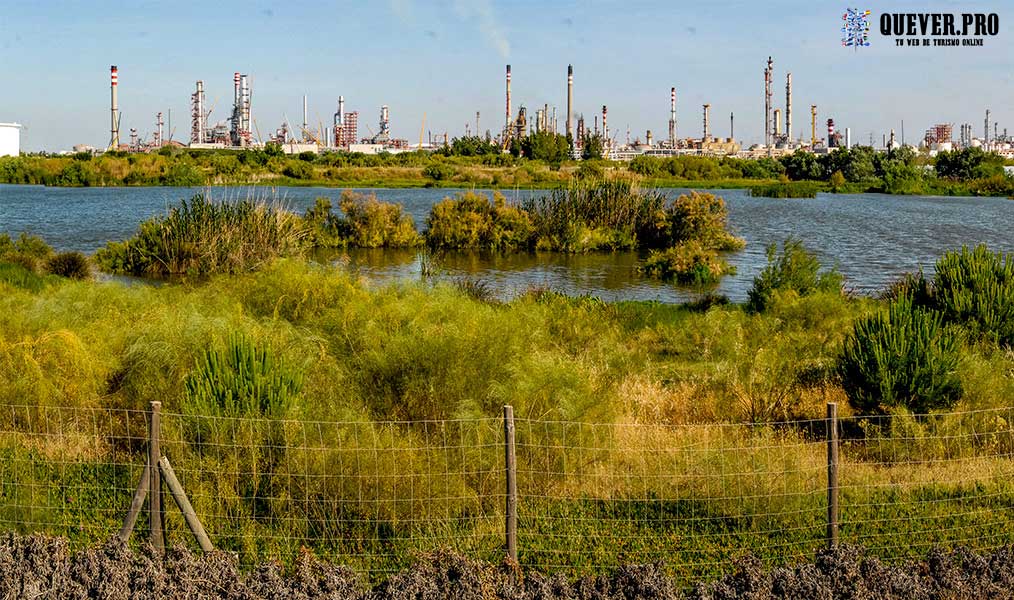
(0, 0, 1011, 152)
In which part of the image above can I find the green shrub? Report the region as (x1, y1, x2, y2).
(184, 334, 303, 418)
(932, 245, 1014, 346)
(0, 233, 54, 273)
(282, 160, 315, 180)
(94, 194, 307, 276)
(422, 163, 454, 181)
(45, 251, 91, 279)
(335, 191, 423, 248)
(838, 297, 963, 414)
(641, 240, 734, 285)
(747, 238, 843, 312)
(425, 191, 533, 250)
(664, 191, 745, 251)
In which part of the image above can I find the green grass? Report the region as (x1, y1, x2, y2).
(1, 259, 1013, 578)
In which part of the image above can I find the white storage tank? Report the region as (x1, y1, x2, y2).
(0, 123, 22, 157)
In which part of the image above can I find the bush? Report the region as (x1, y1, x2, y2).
(45, 252, 90, 279)
(94, 194, 307, 276)
(425, 191, 533, 250)
(640, 240, 734, 285)
(932, 245, 1014, 347)
(665, 191, 745, 251)
(184, 334, 303, 418)
(747, 238, 843, 313)
(334, 191, 423, 248)
(282, 161, 315, 180)
(0, 233, 54, 273)
(838, 297, 963, 414)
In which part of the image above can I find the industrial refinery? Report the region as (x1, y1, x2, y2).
(74, 60, 1011, 160)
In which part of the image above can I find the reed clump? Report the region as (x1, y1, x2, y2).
(94, 194, 308, 277)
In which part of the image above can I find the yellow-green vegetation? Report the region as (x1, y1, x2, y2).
(94, 195, 306, 277)
(304, 190, 423, 249)
(92, 184, 746, 284)
(640, 240, 736, 285)
(0, 233, 90, 282)
(2, 241, 1014, 577)
(4, 144, 1010, 196)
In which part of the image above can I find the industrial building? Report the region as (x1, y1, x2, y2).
(0, 123, 22, 157)
(88, 61, 1007, 161)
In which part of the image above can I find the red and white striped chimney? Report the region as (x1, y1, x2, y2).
(109, 65, 119, 149)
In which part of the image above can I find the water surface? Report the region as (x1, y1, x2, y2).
(2, 184, 1012, 302)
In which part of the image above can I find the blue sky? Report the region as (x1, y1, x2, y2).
(0, 0, 1010, 151)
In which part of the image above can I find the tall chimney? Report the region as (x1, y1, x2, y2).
(505, 65, 512, 132)
(646, 130, 653, 146)
(669, 87, 676, 145)
(985, 109, 990, 147)
(155, 111, 163, 147)
(566, 65, 574, 138)
(602, 105, 608, 155)
(730, 112, 734, 140)
(109, 65, 119, 149)
(702, 104, 711, 141)
(810, 105, 817, 146)
(764, 57, 773, 146)
(774, 108, 781, 138)
(303, 95, 308, 139)
(785, 72, 792, 145)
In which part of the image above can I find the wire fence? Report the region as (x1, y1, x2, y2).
(0, 402, 1013, 582)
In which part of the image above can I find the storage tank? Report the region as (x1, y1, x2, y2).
(0, 123, 21, 157)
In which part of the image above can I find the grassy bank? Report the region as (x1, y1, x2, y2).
(3, 145, 1011, 197)
(2, 241, 1014, 577)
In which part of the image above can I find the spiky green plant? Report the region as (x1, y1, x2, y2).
(184, 334, 302, 418)
(838, 297, 962, 414)
(932, 245, 1014, 347)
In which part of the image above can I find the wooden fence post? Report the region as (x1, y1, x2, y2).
(117, 463, 150, 542)
(159, 456, 213, 552)
(504, 405, 518, 564)
(826, 402, 839, 548)
(149, 400, 164, 553)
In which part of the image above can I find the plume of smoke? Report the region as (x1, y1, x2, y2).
(453, 0, 511, 59)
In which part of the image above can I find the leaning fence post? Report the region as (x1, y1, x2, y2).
(826, 402, 839, 548)
(118, 462, 150, 542)
(149, 400, 164, 553)
(503, 405, 518, 564)
(159, 456, 213, 553)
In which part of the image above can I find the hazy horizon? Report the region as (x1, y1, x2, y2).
(1, 0, 1010, 152)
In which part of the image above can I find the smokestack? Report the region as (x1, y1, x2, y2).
(985, 109, 991, 147)
(602, 105, 608, 156)
(828, 119, 835, 147)
(109, 64, 119, 150)
(155, 111, 163, 148)
(810, 105, 817, 146)
(646, 130, 653, 146)
(303, 95, 308, 138)
(845, 127, 851, 149)
(669, 87, 676, 145)
(505, 65, 512, 132)
(764, 57, 773, 146)
(785, 73, 792, 145)
(730, 112, 734, 140)
(566, 65, 573, 138)
(702, 104, 711, 141)
(774, 108, 781, 138)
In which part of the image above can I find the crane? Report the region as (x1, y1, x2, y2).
(419, 112, 426, 149)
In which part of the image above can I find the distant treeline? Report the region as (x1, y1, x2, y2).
(0, 142, 1010, 196)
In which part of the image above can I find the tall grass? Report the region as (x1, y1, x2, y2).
(94, 194, 307, 277)
(1, 258, 1013, 576)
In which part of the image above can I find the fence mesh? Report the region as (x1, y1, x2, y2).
(1, 402, 1013, 582)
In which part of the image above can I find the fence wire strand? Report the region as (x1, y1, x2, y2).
(1, 403, 1013, 580)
